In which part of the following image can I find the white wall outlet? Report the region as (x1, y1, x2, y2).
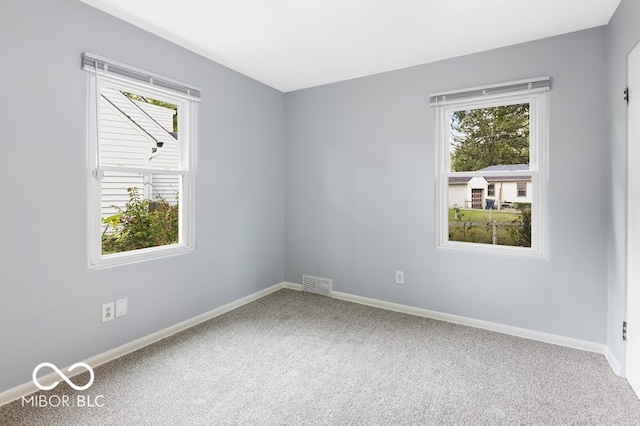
(396, 271, 404, 285)
(115, 298, 127, 317)
(101, 302, 115, 323)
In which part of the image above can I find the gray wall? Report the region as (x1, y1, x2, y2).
(285, 28, 609, 343)
(606, 0, 640, 373)
(0, 0, 626, 397)
(0, 0, 284, 393)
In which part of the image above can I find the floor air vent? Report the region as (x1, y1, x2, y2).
(302, 275, 332, 296)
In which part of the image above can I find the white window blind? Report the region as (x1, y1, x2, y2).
(430, 76, 550, 106)
(82, 52, 201, 101)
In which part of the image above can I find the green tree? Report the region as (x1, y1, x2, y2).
(450, 104, 529, 172)
(101, 187, 179, 254)
(508, 204, 532, 247)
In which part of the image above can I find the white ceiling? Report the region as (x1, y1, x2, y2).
(79, 0, 621, 92)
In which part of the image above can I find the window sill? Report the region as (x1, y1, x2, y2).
(89, 244, 194, 270)
(437, 241, 547, 260)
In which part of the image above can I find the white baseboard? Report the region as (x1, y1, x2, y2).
(0, 281, 288, 407)
(292, 285, 623, 376)
(287, 283, 606, 354)
(286, 283, 605, 354)
(604, 346, 624, 377)
(283, 281, 303, 291)
(331, 290, 606, 354)
(1, 281, 615, 407)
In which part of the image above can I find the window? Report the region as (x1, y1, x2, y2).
(84, 54, 199, 267)
(433, 77, 548, 256)
(517, 182, 527, 197)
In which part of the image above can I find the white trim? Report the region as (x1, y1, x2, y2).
(605, 345, 624, 377)
(0, 282, 289, 407)
(87, 72, 197, 269)
(283, 281, 303, 291)
(90, 244, 195, 270)
(0, 281, 609, 407)
(292, 283, 602, 353)
(435, 91, 548, 257)
(97, 166, 187, 175)
(331, 290, 604, 354)
(627, 40, 640, 400)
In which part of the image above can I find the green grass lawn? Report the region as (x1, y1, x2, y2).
(448, 208, 529, 247)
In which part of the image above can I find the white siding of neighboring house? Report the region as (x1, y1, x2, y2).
(99, 89, 179, 231)
(100, 97, 148, 222)
(132, 100, 180, 204)
(134, 100, 173, 131)
(467, 176, 488, 209)
(468, 176, 488, 190)
(448, 177, 489, 209)
(448, 183, 468, 207)
(487, 181, 532, 206)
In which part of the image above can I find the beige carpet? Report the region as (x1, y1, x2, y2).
(2, 289, 639, 425)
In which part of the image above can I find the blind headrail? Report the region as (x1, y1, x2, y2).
(430, 76, 550, 106)
(81, 52, 201, 101)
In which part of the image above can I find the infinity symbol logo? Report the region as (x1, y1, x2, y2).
(32, 362, 95, 391)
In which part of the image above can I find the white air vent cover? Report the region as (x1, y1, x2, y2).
(302, 275, 332, 297)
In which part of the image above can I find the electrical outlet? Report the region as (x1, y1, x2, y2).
(115, 298, 128, 317)
(101, 302, 115, 323)
(396, 271, 404, 285)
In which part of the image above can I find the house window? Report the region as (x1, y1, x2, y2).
(84, 54, 199, 267)
(517, 182, 527, 197)
(433, 78, 548, 256)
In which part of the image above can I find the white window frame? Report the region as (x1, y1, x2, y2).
(435, 90, 548, 257)
(87, 71, 197, 268)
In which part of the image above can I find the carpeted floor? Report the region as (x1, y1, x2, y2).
(2, 289, 639, 425)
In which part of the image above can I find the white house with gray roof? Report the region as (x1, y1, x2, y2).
(448, 164, 532, 210)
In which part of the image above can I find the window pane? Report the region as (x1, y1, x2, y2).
(449, 103, 529, 172)
(99, 86, 179, 169)
(101, 172, 180, 255)
(447, 177, 532, 248)
(517, 182, 528, 197)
